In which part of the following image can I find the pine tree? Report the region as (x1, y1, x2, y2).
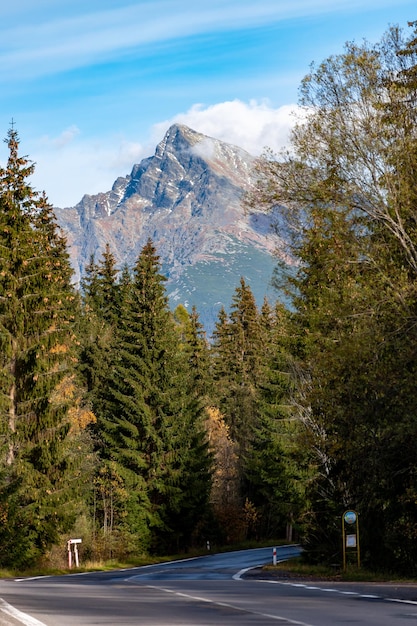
(79, 247, 120, 423)
(212, 279, 263, 453)
(0, 127, 82, 567)
(94, 240, 212, 553)
(175, 304, 211, 400)
(80, 255, 100, 310)
(95, 243, 120, 323)
(211, 305, 233, 399)
(244, 303, 303, 539)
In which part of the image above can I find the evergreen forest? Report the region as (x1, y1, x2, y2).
(1, 21, 417, 577)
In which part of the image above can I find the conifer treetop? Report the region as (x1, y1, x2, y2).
(1, 125, 38, 210)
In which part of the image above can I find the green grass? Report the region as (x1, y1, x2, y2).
(264, 557, 417, 583)
(0, 555, 170, 579)
(0, 539, 290, 579)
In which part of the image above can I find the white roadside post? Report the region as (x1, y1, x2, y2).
(273, 547, 277, 566)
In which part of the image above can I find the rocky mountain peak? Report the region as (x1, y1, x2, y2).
(154, 124, 254, 181)
(157, 124, 202, 154)
(54, 125, 283, 334)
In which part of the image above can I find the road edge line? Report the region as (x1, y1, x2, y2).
(0, 598, 47, 626)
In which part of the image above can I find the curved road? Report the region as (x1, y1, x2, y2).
(0, 545, 416, 625)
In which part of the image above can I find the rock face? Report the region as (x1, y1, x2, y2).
(54, 124, 283, 335)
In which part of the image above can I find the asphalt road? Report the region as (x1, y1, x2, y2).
(0, 545, 416, 625)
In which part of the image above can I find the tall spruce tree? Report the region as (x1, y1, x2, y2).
(94, 240, 212, 553)
(243, 302, 303, 540)
(0, 127, 81, 567)
(212, 279, 263, 454)
(174, 304, 211, 401)
(95, 243, 120, 324)
(79, 246, 120, 414)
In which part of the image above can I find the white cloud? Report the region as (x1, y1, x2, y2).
(39, 126, 80, 149)
(29, 134, 148, 208)
(153, 99, 300, 156)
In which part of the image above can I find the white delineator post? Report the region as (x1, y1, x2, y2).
(273, 547, 277, 566)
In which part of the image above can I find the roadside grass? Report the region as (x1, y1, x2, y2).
(0, 555, 177, 579)
(264, 557, 417, 583)
(0, 539, 288, 579)
(10, 540, 414, 584)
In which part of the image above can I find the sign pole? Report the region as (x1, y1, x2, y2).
(67, 540, 72, 569)
(342, 510, 359, 571)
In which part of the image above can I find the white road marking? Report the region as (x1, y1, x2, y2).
(387, 598, 417, 606)
(255, 578, 417, 605)
(0, 598, 47, 626)
(145, 583, 314, 625)
(233, 566, 253, 580)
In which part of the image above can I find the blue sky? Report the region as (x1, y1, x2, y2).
(1, 1, 416, 206)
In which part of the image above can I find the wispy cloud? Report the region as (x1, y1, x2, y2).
(3, 0, 415, 207)
(30, 136, 147, 208)
(1, 0, 406, 80)
(39, 126, 80, 149)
